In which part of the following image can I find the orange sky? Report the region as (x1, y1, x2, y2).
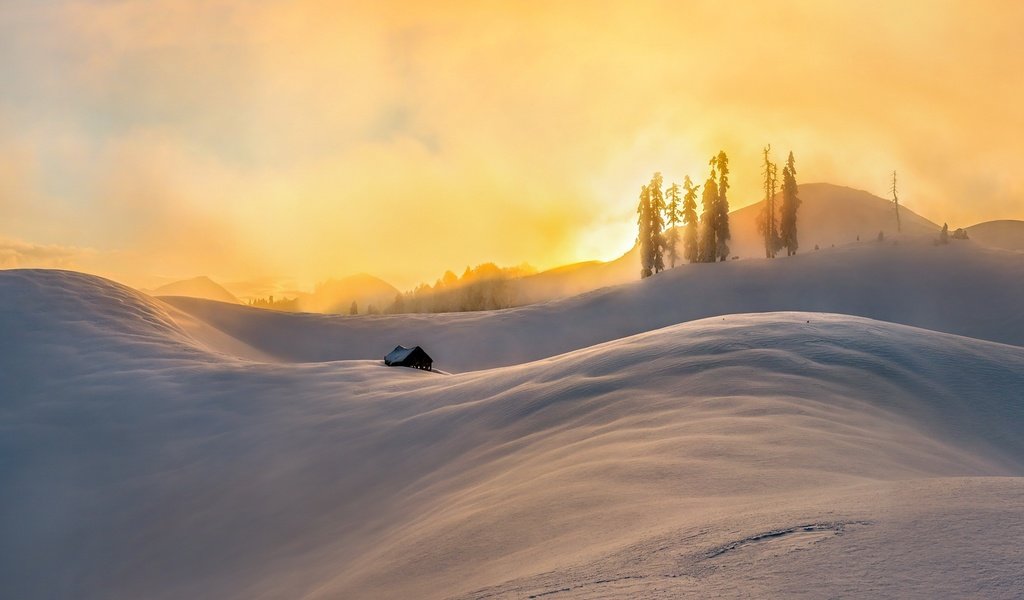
(1, 1, 1022, 293)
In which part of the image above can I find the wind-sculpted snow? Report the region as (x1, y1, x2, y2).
(1, 268, 1023, 598)
(163, 242, 1024, 371)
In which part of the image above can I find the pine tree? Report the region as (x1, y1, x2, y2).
(682, 175, 700, 263)
(637, 185, 653, 278)
(665, 181, 682, 268)
(700, 167, 719, 262)
(760, 145, 781, 258)
(349, 300, 358, 315)
(939, 222, 949, 244)
(779, 151, 801, 256)
(712, 151, 731, 261)
(649, 172, 666, 274)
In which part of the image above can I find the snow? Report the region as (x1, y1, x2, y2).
(966, 219, 1024, 252)
(2, 246, 1024, 598)
(164, 240, 1024, 372)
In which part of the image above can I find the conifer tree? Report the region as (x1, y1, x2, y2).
(712, 151, 731, 261)
(349, 300, 358, 315)
(649, 172, 666, 274)
(665, 181, 682, 268)
(637, 185, 653, 278)
(939, 222, 949, 244)
(682, 175, 700, 263)
(700, 168, 719, 262)
(760, 145, 781, 258)
(779, 151, 801, 256)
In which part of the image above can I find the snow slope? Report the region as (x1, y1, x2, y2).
(164, 241, 1024, 372)
(1, 269, 1023, 599)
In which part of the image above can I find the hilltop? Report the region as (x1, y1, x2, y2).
(146, 275, 240, 304)
(966, 219, 1024, 252)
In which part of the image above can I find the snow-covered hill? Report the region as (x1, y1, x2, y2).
(146, 275, 241, 304)
(966, 219, 1024, 252)
(1, 267, 1023, 598)
(164, 241, 1024, 371)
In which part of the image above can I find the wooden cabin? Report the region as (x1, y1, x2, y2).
(384, 345, 433, 371)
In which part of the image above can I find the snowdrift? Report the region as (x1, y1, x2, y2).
(2, 269, 1023, 598)
(165, 241, 1024, 371)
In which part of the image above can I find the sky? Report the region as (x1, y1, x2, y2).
(1, 0, 1023, 294)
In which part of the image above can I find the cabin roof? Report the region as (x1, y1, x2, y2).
(385, 345, 432, 365)
(385, 345, 417, 363)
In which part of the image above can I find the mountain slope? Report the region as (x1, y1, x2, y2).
(728, 182, 939, 258)
(147, 275, 240, 304)
(1, 269, 1023, 598)
(966, 219, 1024, 252)
(501, 183, 940, 305)
(164, 241, 1024, 371)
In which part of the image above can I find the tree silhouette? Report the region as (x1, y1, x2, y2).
(712, 151, 731, 261)
(682, 175, 700, 263)
(760, 145, 781, 258)
(700, 167, 719, 262)
(665, 181, 682, 268)
(779, 151, 801, 256)
(649, 172, 666, 274)
(349, 300, 358, 315)
(637, 184, 653, 278)
(891, 171, 902, 233)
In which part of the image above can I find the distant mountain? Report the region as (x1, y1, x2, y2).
(965, 220, 1024, 252)
(513, 257, 637, 305)
(518, 183, 939, 304)
(728, 182, 939, 258)
(295, 273, 400, 314)
(148, 276, 240, 304)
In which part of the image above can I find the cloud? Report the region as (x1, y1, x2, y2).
(0, 0, 1022, 289)
(0, 238, 94, 269)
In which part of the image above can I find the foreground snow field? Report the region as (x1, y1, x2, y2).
(1, 247, 1023, 598)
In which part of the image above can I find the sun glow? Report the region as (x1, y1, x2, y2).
(0, 1, 1022, 292)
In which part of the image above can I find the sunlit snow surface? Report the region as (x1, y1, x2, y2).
(2, 243, 1023, 599)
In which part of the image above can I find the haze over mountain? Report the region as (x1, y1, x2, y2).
(146, 276, 240, 304)
(728, 182, 939, 258)
(966, 219, 1024, 252)
(138, 184, 1002, 315)
(419, 183, 942, 310)
(292, 273, 399, 314)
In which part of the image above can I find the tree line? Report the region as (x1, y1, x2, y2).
(637, 148, 801, 278)
(759, 146, 801, 258)
(386, 262, 536, 313)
